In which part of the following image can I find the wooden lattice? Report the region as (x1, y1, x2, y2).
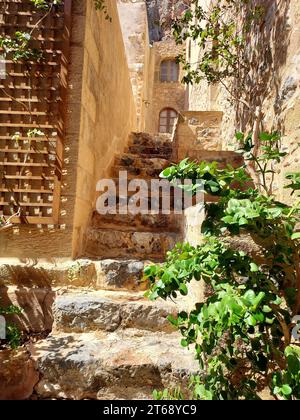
(0, 0, 71, 225)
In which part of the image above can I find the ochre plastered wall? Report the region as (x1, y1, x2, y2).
(72, 0, 137, 257)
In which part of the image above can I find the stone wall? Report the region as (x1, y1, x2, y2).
(146, 0, 190, 42)
(146, 40, 186, 133)
(188, 0, 300, 205)
(117, 0, 152, 131)
(176, 111, 223, 160)
(72, 0, 137, 257)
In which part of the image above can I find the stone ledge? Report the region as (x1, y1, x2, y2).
(30, 330, 198, 400)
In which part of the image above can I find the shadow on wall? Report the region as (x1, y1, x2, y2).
(236, 0, 292, 132)
(0, 275, 55, 334)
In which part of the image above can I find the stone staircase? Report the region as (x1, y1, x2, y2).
(30, 290, 198, 400)
(85, 132, 182, 261)
(3, 130, 244, 399)
(27, 132, 199, 400)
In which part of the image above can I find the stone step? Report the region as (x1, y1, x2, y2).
(30, 330, 198, 400)
(127, 145, 173, 159)
(107, 177, 178, 198)
(129, 132, 173, 148)
(0, 259, 148, 291)
(111, 164, 164, 178)
(114, 153, 170, 170)
(52, 290, 177, 333)
(85, 229, 179, 260)
(178, 149, 244, 168)
(90, 210, 181, 233)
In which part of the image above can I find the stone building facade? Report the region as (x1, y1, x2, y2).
(188, 0, 300, 205)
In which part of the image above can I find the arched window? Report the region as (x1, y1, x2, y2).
(159, 108, 178, 134)
(160, 60, 179, 82)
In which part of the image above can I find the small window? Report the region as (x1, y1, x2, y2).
(160, 60, 179, 82)
(159, 108, 178, 134)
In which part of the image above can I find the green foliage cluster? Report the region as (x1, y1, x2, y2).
(0, 31, 43, 63)
(146, 133, 300, 400)
(0, 305, 22, 349)
(0, 1, 110, 64)
(173, 0, 264, 87)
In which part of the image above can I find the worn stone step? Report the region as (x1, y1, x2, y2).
(114, 153, 170, 170)
(107, 178, 178, 199)
(0, 258, 149, 292)
(90, 210, 181, 233)
(111, 164, 164, 178)
(127, 145, 173, 159)
(178, 149, 244, 167)
(30, 329, 198, 400)
(52, 290, 177, 333)
(129, 132, 173, 148)
(85, 229, 179, 260)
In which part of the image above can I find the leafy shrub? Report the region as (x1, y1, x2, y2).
(145, 132, 300, 400)
(0, 305, 22, 349)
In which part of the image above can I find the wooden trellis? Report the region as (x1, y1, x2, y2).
(0, 0, 71, 225)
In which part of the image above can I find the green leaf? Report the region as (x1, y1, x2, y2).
(281, 385, 292, 396)
(179, 283, 188, 296)
(291, 232, 300, 240)
(235, 132, 244, 141)
(250, 263, 259, 272)
(246, 314, 257, 326)
(181, 339, 189, 347)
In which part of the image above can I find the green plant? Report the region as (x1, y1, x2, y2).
(0, 31, 43, 63)
(67, 261, 83, 283)
(0, 305, 22, 349)
(145, 133, 300, 400)
(172, 0, 268, 182)
(153, 387, 184, 401)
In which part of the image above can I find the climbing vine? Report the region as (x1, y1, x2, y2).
(145, 134, 300, 400)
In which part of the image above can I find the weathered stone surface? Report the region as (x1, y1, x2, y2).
(115, 153, 169, 170)
(0, 259, 96, 288)
(129, 132, 173, 147)
(31, 330, 198, 400)
(0, 259, 152, 293)
(53, 291, 176, 333)
(95, 259, 145, 290)
(91, 211, 180, 233)
(85, 229, 179, 260)
(0, 349, 39, 400)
